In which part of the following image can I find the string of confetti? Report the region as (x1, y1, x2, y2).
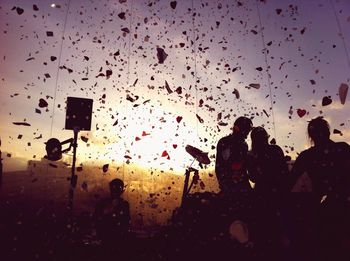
(124, 0, 134, 186)
(50, 0, 72, 136)
(191, 0, 199, 140)
(256, 1, 277, 140)
(329, 0, 350, 69)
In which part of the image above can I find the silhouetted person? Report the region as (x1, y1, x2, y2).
(247, 127, 288, 192)
(291, 117, 350, 198)
(290, 117, 350, 261)
(215, 116, 253, 195)
(94, 178, 130, 244)
(244, 127, 291, 260)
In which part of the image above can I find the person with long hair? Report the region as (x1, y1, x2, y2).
(247, 126, 288, 192)
(290, 117, 350, 260)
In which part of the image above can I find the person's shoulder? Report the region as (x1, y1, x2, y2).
(334, 141, 350, 149)
(333, 141, 350, 154)
(268, 144, 284, 155)
(217, 134, 234, 145)
(295, 148, 313, 161)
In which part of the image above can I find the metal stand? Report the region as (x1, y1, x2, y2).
(181, 166, 199, 207)
(67, 128, 79, 212)
(0, 150, 3, 188)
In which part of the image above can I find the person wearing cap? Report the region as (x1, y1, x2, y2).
(215, 116, 253, 195)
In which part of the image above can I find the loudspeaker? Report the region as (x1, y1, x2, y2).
(65, 97, 93, 131)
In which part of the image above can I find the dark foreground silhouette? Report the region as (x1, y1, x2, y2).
(1, 117, 350, 261)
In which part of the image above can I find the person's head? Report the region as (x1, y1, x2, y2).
(109, 178, 125, 198)
(250, 126, 269, 151)
(307, 117, 330, 145)
(233, 116, 253, 139)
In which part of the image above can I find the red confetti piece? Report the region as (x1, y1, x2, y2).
(297, 109, 306, 118)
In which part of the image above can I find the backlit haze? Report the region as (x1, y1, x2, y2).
(0, 0, 349, 226)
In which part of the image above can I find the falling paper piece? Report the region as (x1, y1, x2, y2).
(322, 96, 332, 106)
(13, 122, 31, 126)
(118, 12, 126, 20)
(233, 89, 240, 99)
(38, 98, 48, 108)
(275, 9, 282, 15)
(297, 109, 306, 118)
(157, 48, 168, 64)
(170, 1, 177, 9)
(175, 87, 182, 94)
(16, 7, 24, 15)
(196, 114, 204, 123)
(249, 83, 260, 89)
(176, 116, 183, 123)
(122, 27, 131, 34)
(161, 150, 169, 157)
(142, 131, 150, 136)
(33, 4, 39, 11)
(106, 69, 112, 79)
(102, 164, 109, 173)
(165, 80, 173, 94)
(339, 83, 348, 105)
(333, 129, 343, 135)
(51, 4, 61, 8)
(263, 109, 269, 117)
(46, 31, 54, 37)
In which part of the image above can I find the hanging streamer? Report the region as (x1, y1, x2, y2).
(191, 0, 199, 138)
(329, 0, 350, 69)
(50, 0, 72, 136)
(124, 0, 134, 185)
(256, 1, 277, 140)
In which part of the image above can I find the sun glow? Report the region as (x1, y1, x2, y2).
(74, 104, 210, 173)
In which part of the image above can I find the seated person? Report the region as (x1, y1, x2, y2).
(94, 178, 130, 243)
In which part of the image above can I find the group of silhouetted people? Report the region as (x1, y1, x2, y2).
(213, 116, 350, 260)
(215, 116, 350, 196)
(92, 116, 350, 260)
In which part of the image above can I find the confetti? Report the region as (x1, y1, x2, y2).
(38, 98, 48, 108)
(102, 164, 109, 173)
(339, 83, 348, 105)
(297, 109, 306, 118)
(13, 122, 31, 126)
(170, 1, 177, 9)
(322, 96, 332, 106)
(156, 48, 168, 64)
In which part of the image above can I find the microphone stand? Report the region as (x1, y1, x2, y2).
(67, 127, 79, 213)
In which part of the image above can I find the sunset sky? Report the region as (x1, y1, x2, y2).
(1, 0, 349, 174)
